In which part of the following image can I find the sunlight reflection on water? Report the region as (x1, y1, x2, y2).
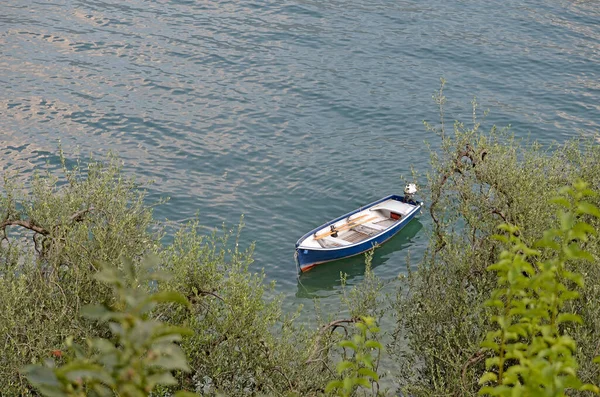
(1, 0, 599, 312)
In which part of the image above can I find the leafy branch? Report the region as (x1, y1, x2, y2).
(479, 181, 600, 396)
(325, 316, 383, 397)
(23, 255, 199, 397)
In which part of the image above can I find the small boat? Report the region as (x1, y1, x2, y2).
(295, 184, 423, 272)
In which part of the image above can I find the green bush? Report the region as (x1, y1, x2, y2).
(156, 221, 333, 395)
(479, 182, 599, 395)
(393, 90, 600, 395)
(0, 153, 347, 396)
(0, 155, 158, 394)
(23, 255, 198, 397)
(325, 316, 383, 397)
(9, 99, 600, 397)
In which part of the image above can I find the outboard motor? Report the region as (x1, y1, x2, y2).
(404, 183, 418, 203)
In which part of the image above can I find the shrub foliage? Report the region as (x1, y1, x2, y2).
(0, 155, 346, 396)
(393, 90, 600, 395)
(23, 255, 198, 397)
(0, 156, 157, 394)
(4, 98, 600, 396)
(479, 182, 600, 395)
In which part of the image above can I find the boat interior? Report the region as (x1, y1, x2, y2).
(298, 199, 416, 249)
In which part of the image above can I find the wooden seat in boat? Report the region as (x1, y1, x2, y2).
(317, 236, 352, 248)
(361, 222, 387, 231)
(314, 214, 378, 240)
(352, 224, 383, 235)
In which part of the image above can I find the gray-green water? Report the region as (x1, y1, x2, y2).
(1, 1, 599, 313)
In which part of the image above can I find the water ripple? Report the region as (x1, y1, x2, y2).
(1, 0, 599, 310)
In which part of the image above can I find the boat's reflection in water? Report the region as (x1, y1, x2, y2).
(295, 220, 423, 299)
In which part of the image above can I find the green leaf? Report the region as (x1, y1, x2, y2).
(573, 180, 589, 191)
(150, 335, 181, 348)
(561, 290, 580, 300)
(92, 338, 116, 354)
(480, 340, 499, 352)
(147, 372, 178, 387)
(354, 377, 371, 388)
(492, 234, 509, 243)
(355, 322, 367, 333)
(361, 316, 376, 327)
(485, 356, 500, 369)
(148, 291, 191, 308)
(94, 266, 121, 285)
(121, 257, 135, 281)
(558, 185, 573, 196)
(119, 384, 147, 397)
(357, 367, 379, 381)
(560, 211, 575, 231)
(59, 362, 113, 385)
(580, 384, 600, 393)
(557, 313, 583, 325)
(33, 386, 67, 397)
(343, 376, 353, 392)
(563, 271, 584, 287)
(358, 354, 369, 366)
(80, 304, 112, 320)
(22, 365, 60, 387)
(369, 326, 380, 333)
(573, 221, 596, 236)
(564, 243, 594, 261)
(577, 202, 600, 218)
(478, 372, 498, 385)
(108, 322, 123, 337)
(484, 299, 502, 309)
(535, 231, 560, 250)
(580, 187, 597, 197)
(550, 197, 571, 208)
(92, 384, 114, 397)
(339, 340, 358, 351)
(364, 340, 383, 350)
(150, 345, 190, 372)
(324, 380, 342, 393)
(336, 360, 353, 374)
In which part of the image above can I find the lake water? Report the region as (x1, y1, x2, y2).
(1, 0, 599, 314)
